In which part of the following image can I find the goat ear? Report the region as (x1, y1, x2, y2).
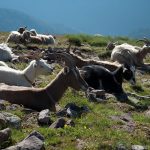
(63, 67, 70, 75)
(113, 66, 123, 84)
(33, 62, 37, 68)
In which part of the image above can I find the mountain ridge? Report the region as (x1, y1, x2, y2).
(0, 8, 80, 34)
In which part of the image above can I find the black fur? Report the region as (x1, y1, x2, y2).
(81, 65, 124, 94)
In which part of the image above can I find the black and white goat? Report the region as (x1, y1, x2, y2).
(80, 65, 128, 100)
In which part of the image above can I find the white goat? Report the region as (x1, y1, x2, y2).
(6, 30, 31, 44)
(30, 29, 56, 45)
(0, 59, 54, 87)
(0, 61, 8, 67)
(0, 43, 18, 61)
(110, 38, 150, 70)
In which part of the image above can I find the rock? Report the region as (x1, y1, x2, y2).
(66, 119, 75, 127)
(4, 135, 45, 150)
(49, 118, 66, 129)
(0, 113, 7, 129)
(67, 107, 80, 118)
(56, 109, 67, 117)
(38, 109, 52, 125)
(1, 112, 21, 129)
(0, 128, 11, 144)
(57, 103, 90, 118)
(0, 101, 6, 110)
(131, 145, 147, 150)
(65, 103, 84, 118)
(24, 130, 45, 142)
(6, 104, 20, 111)
(116, 144, 126, 150)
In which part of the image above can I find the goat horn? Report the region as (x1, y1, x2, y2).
(48, 52, 75, 67)
(137, 37, 150, 45)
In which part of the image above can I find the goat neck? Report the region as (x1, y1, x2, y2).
(22, 61, 37, 84)
(136, 46, 150, 63)
(45, 69, 68, 103)
(69, 51, 119, 71)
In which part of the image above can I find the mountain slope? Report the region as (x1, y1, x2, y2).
(0, 8, 79, 34)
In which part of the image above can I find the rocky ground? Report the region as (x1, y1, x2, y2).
(0, 33, 150, 150)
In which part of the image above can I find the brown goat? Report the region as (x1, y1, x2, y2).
(46, 46, 136, 84)
(0, 53, 89, 111)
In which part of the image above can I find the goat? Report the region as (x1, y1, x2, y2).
(6, 30, 31, 44)
(0, 58, 53, 87)
(80, 65, 128, 100)
(29, 29, 56, 45)
(17, 26, 27, 34)
(0, 53, 89, 111)
(0, 61, 8, 67)
(46, 49, 136, 85)
(0, 43, 19, 62)
(110, 38, 150, 71)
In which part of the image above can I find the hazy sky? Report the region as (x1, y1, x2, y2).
(0, 0, 150, 35)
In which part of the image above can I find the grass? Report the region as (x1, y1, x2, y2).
(0, 33, 150, 149)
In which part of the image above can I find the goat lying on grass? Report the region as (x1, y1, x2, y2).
(109, 38, 150, 71)
(0, 43, 18, 62)
(6, 31, 31, 44)
(0, 58, 53, 87)
(80, 65, 128, 100)
(46, 52, 148, 109)
(30, 29, 56, 45)
(46, 48, 136, 85)
(0, 53, 89, 111)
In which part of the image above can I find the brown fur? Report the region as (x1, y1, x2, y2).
(0, 66, 88, 111)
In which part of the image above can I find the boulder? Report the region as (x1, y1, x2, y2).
(49, 118, 66, 129)
(1, 112, 21, 129)
(38, 109, 52, 125)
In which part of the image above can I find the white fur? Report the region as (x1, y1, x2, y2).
(0, 59, 53, 87)
(111, 43, 146, 66)
(0, 43, 18, 61)
(30, 29, 55, 45)
(6, 31, 30, 44)
(0, 61, 8, 67)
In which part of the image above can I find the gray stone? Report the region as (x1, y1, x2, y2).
(49, 118, 66, 129)
(24, 130, 45, 142)
(4, 135, 45, 150)
(0, 128, 11, 144)
(0, 113, 7, 129)
(116, 144, 126, 150)
(6, 104, 21, 111)
(1, 112, 21, 129)
(56, 109, 67, 117)
(131, 145, 147, 150)
(38, 109, 51, 125)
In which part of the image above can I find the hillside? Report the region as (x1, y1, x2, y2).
(0, 8, 79, 34)
(0, 33, 150, 150)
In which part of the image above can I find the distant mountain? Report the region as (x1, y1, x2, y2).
(0, 8, 80, 34)
(129, 28, 150, 38)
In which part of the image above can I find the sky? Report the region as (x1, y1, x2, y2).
(0, 0, 150, 36)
